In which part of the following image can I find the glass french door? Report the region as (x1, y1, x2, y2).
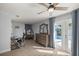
(54, 19, 72, 54)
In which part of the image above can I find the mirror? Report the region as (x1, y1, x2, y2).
(39, 23, 48, 34)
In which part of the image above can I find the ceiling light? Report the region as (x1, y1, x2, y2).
(48, 8, 54, 12)
(48, 4, 54, 12)
(48, 8, 54, 17)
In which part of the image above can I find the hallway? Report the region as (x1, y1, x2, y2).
(0, 40, 70, 56)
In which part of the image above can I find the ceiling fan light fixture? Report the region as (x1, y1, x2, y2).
(48, 8, 54, 12)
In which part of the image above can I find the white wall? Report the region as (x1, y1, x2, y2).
(54, 13, 72, 23)
(0, 12, 25, 53)
(0, 12, 12, 53)
(11, 21, 25, 38)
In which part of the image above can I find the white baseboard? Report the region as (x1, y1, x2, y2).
(0, 48, 11, 54)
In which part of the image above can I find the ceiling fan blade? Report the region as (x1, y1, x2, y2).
(53, 3, 59, 6)
(39, 3, 48, 8)
(55, 7, 68, 10)
(37, 10, 47, 14)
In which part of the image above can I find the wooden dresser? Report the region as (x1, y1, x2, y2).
(36, 33, 49, 47)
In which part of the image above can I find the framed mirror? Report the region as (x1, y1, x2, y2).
(39, 23, 48, 34)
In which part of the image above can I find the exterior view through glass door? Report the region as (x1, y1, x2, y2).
(54, 19, 72, 55)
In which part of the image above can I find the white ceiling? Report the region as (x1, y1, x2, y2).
(0, 3, 79, 24)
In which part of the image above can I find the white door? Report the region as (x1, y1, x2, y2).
(54, 19, 72, 53)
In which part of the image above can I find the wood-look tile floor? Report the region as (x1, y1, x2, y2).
(0, 40, 70, 56)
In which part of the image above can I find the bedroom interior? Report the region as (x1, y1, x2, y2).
(0, 3, 79, 56)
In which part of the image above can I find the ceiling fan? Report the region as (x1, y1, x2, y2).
(38, 3, 68, 14)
